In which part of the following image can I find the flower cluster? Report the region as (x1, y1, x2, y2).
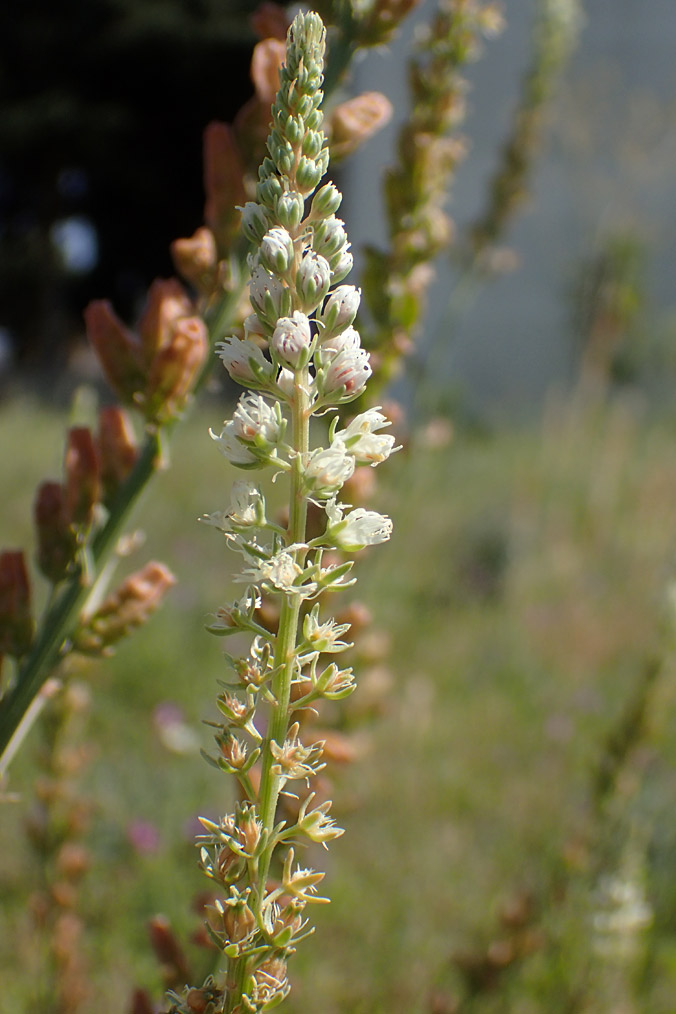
(169, 13, 395, 1014)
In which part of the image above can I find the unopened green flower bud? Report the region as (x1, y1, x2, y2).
(311, 182, 342, 217)
(330, 248, 354, 283)
(256, 173, 284, 209)
(275, 190, 305, 231)
(295, 251, 331, 312)
(260, 226, 295, 274)
(250, 266, 292, 325)
(271, 312, 312, 369)
(314, 216, 349, 261)
(317, 285, 361, 338)
(240, 202, 271, 244)
(296, 155, 324, 194)
(301, 130, 323, 160)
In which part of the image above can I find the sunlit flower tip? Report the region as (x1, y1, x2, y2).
(295, 251, 332, 312)
(215, 337, 274, 387)
(321, 346, 372, 402)
(319, 325, 361, 362)
(317, 285, 361, 337)
(209, 422, 258, 467)
(303, 444, 355, 498)
(329, 506, 393, 552)
(231, 392, 284, 446)
(271, 311, 313, 368)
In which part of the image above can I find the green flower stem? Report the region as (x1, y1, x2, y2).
(0, 428, 163, 764)
(257, 369, 310, 901)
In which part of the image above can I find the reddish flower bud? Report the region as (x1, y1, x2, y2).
(250, 38, 285, 105)
(171, 227, 218, 293)
(97, 406, 138, 503)
(329, 92, 393, 159)
(63, 427, 100, 529)
(0, 550, 33, 659)
(137, 278, 192, 370)
(250, 2, 290, 41)
(203, 122, 247, 251)
(83, 301, 144, 403)
(34, 481, 76, 583)
(144, 315, 209, 423)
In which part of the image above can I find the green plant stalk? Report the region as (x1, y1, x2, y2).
(225, 370, 311, 1004)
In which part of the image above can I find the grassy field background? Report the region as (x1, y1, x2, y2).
(2, 391, 676, 1013)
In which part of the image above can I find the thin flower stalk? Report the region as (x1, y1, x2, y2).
(169, 13, 395, 1013)
(361, 0, 504, 398)
(468, 0, 582, 264)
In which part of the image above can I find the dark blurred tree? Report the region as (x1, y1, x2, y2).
(0, 0, 256, 384)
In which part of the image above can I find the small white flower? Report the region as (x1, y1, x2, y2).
(260, 226, 294, 274)
(327, 504, 393, 551)
(250, 265, 289, 322)
(303, 603, 351, 653)
(334, 407, 397, 465)
(216, 337, 273, 386)
(271, 312, 312, 368)
(303, 444, 355, 498)
(210, 421, 258, 466)
(245, 550, 316, 597)
(320, 325, 361, 359)
(200, 481, 264, 531)
(322, 345, 371, 402)
(231, 393, 283, 446)
(317, 284, 361, 337)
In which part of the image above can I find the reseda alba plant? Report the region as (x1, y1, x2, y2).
(168, 12, 396, 1013)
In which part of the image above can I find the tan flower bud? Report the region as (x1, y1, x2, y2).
(84, 300, 144, 402)
(145, 315, 209, 423)
(85, 562, 176, 649)
(63, 427, 100, 529)
(330, 92, 393, 159)
(171, 227, 218, 293)
(204, 122, 247, 251)
(137, 278, 193, 370)
(97, 406, 138, 503)
(0, 550, 33, 659)
(250, 38, 286, 105)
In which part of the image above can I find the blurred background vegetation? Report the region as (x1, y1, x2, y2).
(3, 1, 676, 1012)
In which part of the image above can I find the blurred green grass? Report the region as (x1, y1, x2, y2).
(2, 394, 676, 1012)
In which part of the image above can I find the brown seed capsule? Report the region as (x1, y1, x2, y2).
(0, 550, 33, 659)
(34, 481, 76, 583)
